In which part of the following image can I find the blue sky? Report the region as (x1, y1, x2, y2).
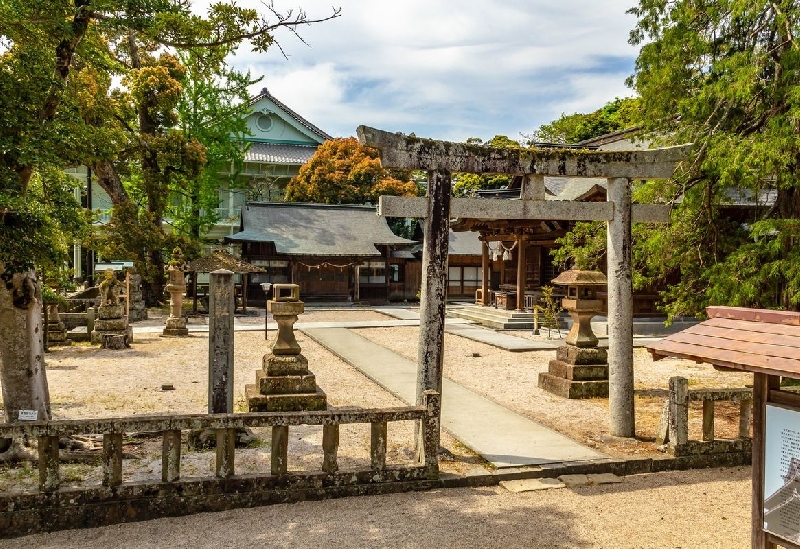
(209, 1, 641, 142)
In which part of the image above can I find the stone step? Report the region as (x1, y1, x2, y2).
(245, 384, 327, 412)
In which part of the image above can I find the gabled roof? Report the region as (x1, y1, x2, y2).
(227, 202, 415, 256)
(244, 143, 319, 164)
(648, 306, 800, 378)
(249, 88, 332, 142)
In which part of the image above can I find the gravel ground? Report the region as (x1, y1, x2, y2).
(1, 467, 752, 549)
(0, 307, 757, 547)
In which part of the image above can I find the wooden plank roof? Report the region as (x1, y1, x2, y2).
(648, 306, 800, 378)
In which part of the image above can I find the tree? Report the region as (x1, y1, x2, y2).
(625, 0, 800, 316)
(0, 0, 340, 433)
(526, 97, 641, 145)
(285, 137, 419, 204)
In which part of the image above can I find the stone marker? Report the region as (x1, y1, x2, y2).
(91, 269, 132, 346)
(246, 284, 327, 412)
(208, 269, 234, 414)
(539, 270, 609, 399)
(127, 272, 148, 322)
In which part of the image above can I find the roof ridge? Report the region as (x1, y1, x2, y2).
(251, 88, 333, 141)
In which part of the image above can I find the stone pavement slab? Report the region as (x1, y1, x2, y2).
(303, 327, 606, 469)
(499, 478, 566, 493)
(444, 323, 557, 351)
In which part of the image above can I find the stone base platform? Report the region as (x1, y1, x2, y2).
(245, 384, 327, 412)
(91, 326, 133, 345)
(162, 317, 189, 337)
(538, 372, 609, 399)
(538, 344, 609, 399)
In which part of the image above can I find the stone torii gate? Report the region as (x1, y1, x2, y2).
(358, 125, 689, 438)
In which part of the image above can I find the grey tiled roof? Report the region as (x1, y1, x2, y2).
(244, 143, 319, 164)
(227, 202, 415, 256)
(250, 88, 333, 141)
(448, 230, 483, 256)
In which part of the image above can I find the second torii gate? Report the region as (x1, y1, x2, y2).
(358, 125, 689, 439)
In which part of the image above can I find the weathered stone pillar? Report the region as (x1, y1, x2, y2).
(417, 169, 451, 401)
(208, 269, 234, 414)
(416, 169, 451, 451)
(606, 177, 635, 437)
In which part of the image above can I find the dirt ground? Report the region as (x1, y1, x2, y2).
(0, 307, 754, 485)
(0, 307, 759, 547)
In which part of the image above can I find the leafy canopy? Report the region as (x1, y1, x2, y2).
(285, 137, 420, 204)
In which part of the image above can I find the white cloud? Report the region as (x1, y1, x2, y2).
(212, 0, 642, 141)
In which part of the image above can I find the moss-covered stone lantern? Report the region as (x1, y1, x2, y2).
(538, 269, 609, 399)
(551, 270, 607, 348)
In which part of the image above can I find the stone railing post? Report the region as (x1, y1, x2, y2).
(208, 269, 234, 414)
(668, 376, 689, 448)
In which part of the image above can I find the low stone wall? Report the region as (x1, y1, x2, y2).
(0, 395, 440, 539)
(657, 377, 753, 460)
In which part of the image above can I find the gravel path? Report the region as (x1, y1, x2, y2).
(1, 467, 751, 549)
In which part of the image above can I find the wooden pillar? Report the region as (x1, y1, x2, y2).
(752, 373, 780, 549)
(607, 177, 635, 437)
(416, 169, 451, 453)
(354, 264, 360, 302)
(481, 238, 489, 306)
(191, 271, 198, 313)
(516, 235, 526, 310)
(385, 245, 391, 302)
(242, 273, 248, 313)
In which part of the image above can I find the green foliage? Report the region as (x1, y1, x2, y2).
(173, 51, 259, 239)
(527, 97, 641, 144)
(534, 286, 563, 339)
(285, 137, 420, 204)
(0, 170, 88, 274)
(626, 0, 800, 316)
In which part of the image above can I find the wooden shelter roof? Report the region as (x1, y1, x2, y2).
(648, 306, 800, 378)
(187, 250, 265, 274)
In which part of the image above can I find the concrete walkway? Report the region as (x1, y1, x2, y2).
(304, 327, 605, 468)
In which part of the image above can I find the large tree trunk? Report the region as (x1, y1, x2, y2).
(0, 269, 51, 424)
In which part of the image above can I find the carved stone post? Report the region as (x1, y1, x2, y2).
(208, 269, 234, 414)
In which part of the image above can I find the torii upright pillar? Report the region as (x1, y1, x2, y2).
(358, 125, 688, 438)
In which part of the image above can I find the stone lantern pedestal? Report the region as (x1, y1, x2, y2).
(246, 284, 327, 411)
(46, 303, 71, 346)
(162, 266, 188, 337)
(538, 270, 609, 399)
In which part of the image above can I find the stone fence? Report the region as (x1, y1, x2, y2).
(0, 392, 440, 538)
(657, 376, 752, 458)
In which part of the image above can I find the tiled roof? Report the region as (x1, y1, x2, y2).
(250, 88, 332, 141)
(227, 202, 415, 256)
(244, 142, 319, 164)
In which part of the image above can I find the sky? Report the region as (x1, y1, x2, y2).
(206, 0, 641, 143)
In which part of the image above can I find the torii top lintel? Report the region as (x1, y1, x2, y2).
(357, 125, 690, 180)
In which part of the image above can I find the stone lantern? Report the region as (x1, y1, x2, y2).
(538, 269, 609, 399)
(245, 284, 327, 412)
(551, 270, 607, 348)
